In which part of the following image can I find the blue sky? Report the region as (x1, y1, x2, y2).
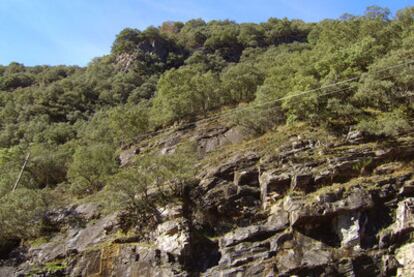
(0, 0, 412, 66)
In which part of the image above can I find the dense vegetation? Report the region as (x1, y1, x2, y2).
(0, 6, 413, 247)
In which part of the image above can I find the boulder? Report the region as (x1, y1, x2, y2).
(291, 172, 314, 192)
(196, 126, 245, 154)
(119, 146, 140, 167)
(380, 198, 414, 247)
(334, 211, 362, 248)
(396, 243, 414, 277)
(259, 170, 291, 207)
(234, 169, 259, 187)
(220, 224, 286, 248)
(289, 189, 374, 228)
(29, 214, 116, 265)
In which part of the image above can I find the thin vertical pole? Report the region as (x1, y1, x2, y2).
(12, 152, 31, 192)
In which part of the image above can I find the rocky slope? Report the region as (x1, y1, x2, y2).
(1, 121, 414, 277)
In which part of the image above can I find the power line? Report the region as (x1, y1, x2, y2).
(131, 58, 414, 143)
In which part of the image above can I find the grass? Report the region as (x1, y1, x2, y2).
(44, 259, 67, 272)
(28, 259, 67, 276)
(28, 236, 50, 248)
(201, 122, 316, 167)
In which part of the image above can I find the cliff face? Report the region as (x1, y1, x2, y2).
(1, 122, 414, 277)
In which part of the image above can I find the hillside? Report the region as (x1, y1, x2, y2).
(0, 5, 414, 277)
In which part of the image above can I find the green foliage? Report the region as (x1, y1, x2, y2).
(128, 75, 159, 104)
(238, 23, 266, 47)
(108, 101, 150, 145)
(151, 66, 221, 125)
(204, 21, 242, 61)
(0, 189, 48, 241)
(28, 143, 71, 188)
(184, 51, 227, 72)
(357, 109, 411, 137)
(108, 145, 196, 230)
(354, 39, 414, 112)
(229, 104, 284, 135)
(68, 143, 117, 195)
(262, 18, 311, 45)
(0, 146, 27, 198)
(0, 73, 34, 91)
(111, 28, 142, 54)
(364, 6, 391, 21)
(221, 63, 264, 104)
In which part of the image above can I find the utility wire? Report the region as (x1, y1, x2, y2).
(130, 58, 414, 144)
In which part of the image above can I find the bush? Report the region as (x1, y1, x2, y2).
(108, 101, 150, 145)
(108, 146, 196, 231)
(221, 63, 264, 104)
(28, 143, 71, 188)
(68, 143, 117, 195)
(151, 66, 221, 125)
(0, 189, 48, 241)
(0, 73, 34, 91)
(229, 103, 284, 135)
(357, 109, 410, 137)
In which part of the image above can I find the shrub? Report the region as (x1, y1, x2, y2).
(0, 189, 48, 241)
(357, 109, 410, 137)
(108, 146, 196, 231)
(221, 63, 264, 104)
(151, 66, 221, 125)
(68, 143, 117, 195)
(229, 103, 284, 135)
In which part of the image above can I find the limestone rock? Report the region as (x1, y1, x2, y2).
(396, 243, 414, 277)
(289, 189, 374, 228)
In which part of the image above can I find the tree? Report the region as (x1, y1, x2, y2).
(151, 66, 221, 125)
(108, 145, 196, 231)
(357, 109, 410, 137)
(0, 73, 34, 91)
(364, 6, 391, 21)
(128, 75, 158, 103)
(108, 101, 150, 145)
(0, 189, 48, 241)
(177, 19, 207, 49)
(184, 51, 227, 72)
(111, 28, 142, 54)
(27, 143, 71, 188)
(221, 63, 264, 104)
(262, 18, 311, 46)
(238, 23, 265, 47)
(229, 103, 284, 135)
(0, 146, 29, 198)
(354, 42, 414, 112)
(68, 143, 117, 195)
(204, 21, 243, 61)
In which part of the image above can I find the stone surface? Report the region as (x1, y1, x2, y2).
(288, 188, 374, 228)
(396, 243, 414, 277)
(2, 123, 414, 277)
(196, 126, 245, 154)
(334, 211, 362, 248)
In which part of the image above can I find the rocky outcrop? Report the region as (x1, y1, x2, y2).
(2, 128, 414, 276)
(119, 122, 247, 166)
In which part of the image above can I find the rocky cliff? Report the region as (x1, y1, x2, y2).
(1, 121, 414, 277)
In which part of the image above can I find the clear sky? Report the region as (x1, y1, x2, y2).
(0, 0, 412, 66)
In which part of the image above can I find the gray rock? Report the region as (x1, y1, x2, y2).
(289, 189, 374, 227)
(119, 146, 140, 166)
(260, 170, 291, 207)
(334, 211, 362, 248)
(197, 126, 245, 154)
(396, 243, 414, 277)
(220, 223, 286, 248)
